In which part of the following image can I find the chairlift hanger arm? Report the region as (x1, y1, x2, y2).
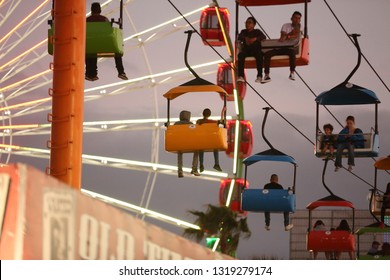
(261, 107, 275, 150)
(322, 158, 335, 196)
(184, 30, 200, 79)
(344, 33, 361, 84)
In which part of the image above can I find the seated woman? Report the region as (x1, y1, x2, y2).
(335, 219, 354, 260)
(334, 116, 364, 172)
(312, 220, 331, 260)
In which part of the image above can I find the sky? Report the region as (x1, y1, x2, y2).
(1, 0, 390, 259)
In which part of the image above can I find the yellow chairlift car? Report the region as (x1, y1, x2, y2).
(163, 30, 228, 153)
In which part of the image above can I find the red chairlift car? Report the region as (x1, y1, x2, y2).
(225, 120, 253, 159)
(217, 63, 247, 101)
(237, 0, 310, 69)
(219, 178, 248, 215)
(306, 159, 356, 259)
(306, 197, 356, 259)
(200, 7, 230, 47)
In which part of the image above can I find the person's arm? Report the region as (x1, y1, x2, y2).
(238, 30, 245, 44)
(256, 29, 266, 42)
(351, 128, 364, 147)
(279, 23, 300, 42)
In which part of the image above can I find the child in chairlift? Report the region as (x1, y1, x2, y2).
(320, 123, 336, 158)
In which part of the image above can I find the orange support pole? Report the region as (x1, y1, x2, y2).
(49, 0, 86, 189)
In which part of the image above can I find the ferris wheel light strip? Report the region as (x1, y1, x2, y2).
(225, 178, 236, 208)
(0, 0, 49, 45)
(0, 69, 51, 92)
(124, 5, 208, 42)
(0, 144, 228, 178)
(0, 97, 51, 112)
(81, 189, 200, 230)
(0, 116, 232, 130)
(0, 40, 46, 71)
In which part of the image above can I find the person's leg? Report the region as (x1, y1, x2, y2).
(213, 150, 219, 165)
(264, 212, 270, 226)
(114, 56, 125, 75)
(348, 251, 355, 260)
(335, 143, 345, 167)
(237, 52, 246, 78)
(85, 57, 98, 78)
(288, 48, 296, 73)
(283, 212, 290, 226)
(213, 150, 222, 171)
(199, 151, 204, 172)
(252, 43, 263, 78)
(347, 144, 355, 166)
(191, 151, 200, 176)
(177, 152, 183, 177)
(263, 51, 271, 75)
(321, 144, 329, 156)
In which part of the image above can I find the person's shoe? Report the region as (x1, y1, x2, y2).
(285, 224, 294, 231)
(261, 74, 271, 83)
(265, 225, 270, 231)
(289, 72, 295, 81)
(348, 165, 353, 171)
(213, 164, 222, 172)
(85, 75, 99, 81)
(178, 170, 183, 178)
(199, 164, 205, 173)
(237, 76, 245, 83)
(191, 169, 200, 176)
(118, 73, 128, 80)
(334, 166, 340, 172)
(255, 76, 262, 83)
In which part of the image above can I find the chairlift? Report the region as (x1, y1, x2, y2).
(315, 34, 380, 158)
(217, 63, 246, 101)
(225, 120, 253, 158)
(200, 7, 230, 47)
(238, 0, 310, 69)
(48, 0, 124, 57)
(306, 159, 356, 258)
(163, 31, 228, 153)
(355, 225, 390, 260)
(369, 156, 390, 221)
(241, 107, 297, 213)
(219, 178, 248, 215)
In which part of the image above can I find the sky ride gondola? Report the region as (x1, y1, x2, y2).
(163, 31, 228, 153)
(241, 108, 297, 213)
(355, 157, 390, 260)
(48, 0, 125, 58)
(200, 7, 230, 47)
(225, 120, 253, 159)
(238, 0, 310, 69)
(355, 226, 390, 260)
(220, 178, 248, 215)
(306, 159, 356, 259)
(315, 34, 380, 158)
(217, 63, 246, 101)
(369, 156, 390, 220)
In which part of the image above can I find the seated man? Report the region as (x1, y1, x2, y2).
(236, 17, 266, 83)
(174, 110, 200, 178)
(263, 174, 293, 231)
(196, 108, 222, 172)
(85, 2, 128, 81)
(367, 241, 380, 256)
(262, 11, 302, 83)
